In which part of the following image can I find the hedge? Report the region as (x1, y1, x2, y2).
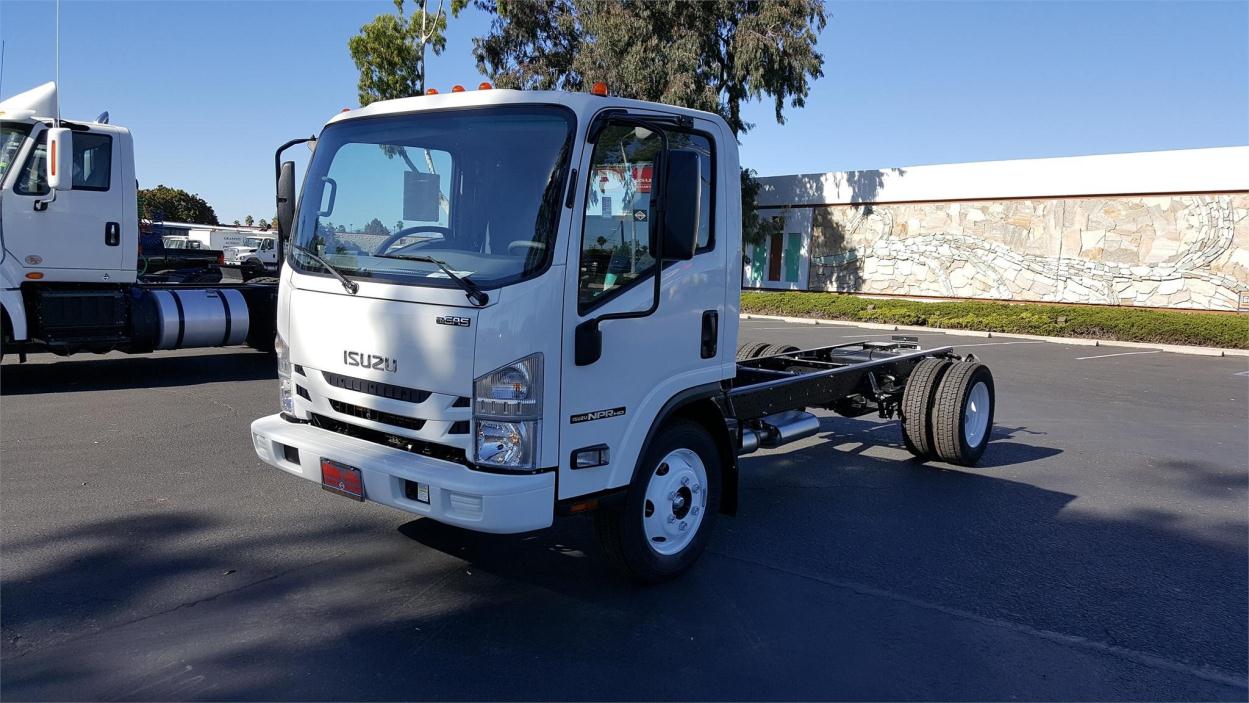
(740, 291, 1249, 350)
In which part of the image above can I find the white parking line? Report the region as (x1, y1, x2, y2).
(1076, 350, 1162, 360)
(949, 341, 1047, 348)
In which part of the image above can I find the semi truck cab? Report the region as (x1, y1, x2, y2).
(1, 82, 277, 359)
(251, 87, 996, 581)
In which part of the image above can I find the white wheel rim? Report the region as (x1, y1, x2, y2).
(641, 448, 708, 556)
(963, 381, 991, 448)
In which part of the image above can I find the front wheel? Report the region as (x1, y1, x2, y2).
(594, 419, 722, 582)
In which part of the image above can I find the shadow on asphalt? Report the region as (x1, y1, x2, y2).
(0, 352, 275, 396)
(2, 416, 1245, 699)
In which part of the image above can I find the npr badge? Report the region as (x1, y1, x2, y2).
(570, 406, 626, 424)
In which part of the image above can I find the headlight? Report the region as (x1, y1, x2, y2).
(275, 332, 293, 414)
(473, 353, 542, 470)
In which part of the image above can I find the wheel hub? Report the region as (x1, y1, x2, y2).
(642, 448, 708, 556)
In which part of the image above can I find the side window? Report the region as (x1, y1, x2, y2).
(578, 124, 663, 309)
(13, 131, 112, 194)
(73, 133, 112, 190)
(577, 124, 716, 310)
(14, 134, 48, 196)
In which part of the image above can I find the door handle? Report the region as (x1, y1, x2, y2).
(105, 222, 120, 246)
(700, 309, 718, 359)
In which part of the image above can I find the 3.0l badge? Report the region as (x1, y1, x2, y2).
(437, 315, 471, 327)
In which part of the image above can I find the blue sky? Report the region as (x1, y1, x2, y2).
(2, 0, 1245, 223)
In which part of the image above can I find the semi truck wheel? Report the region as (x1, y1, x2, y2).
(594, 419, 722, 582)
(900, 357, 953, 459)
(930, 362, 995, 466)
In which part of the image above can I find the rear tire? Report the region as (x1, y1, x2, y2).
(930, 362, 995, 466)
(736, 342, 770, 361)
(594, 419, 722, 582)
(900, 358, 953, 459)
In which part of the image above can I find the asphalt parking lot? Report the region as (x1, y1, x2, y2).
(2, 318, 1246, 701)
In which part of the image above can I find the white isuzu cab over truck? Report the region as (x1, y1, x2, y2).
(250, 85, 997, 581)
(0, 83, 278, 360)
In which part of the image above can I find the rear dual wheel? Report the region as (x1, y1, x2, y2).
(735, 342, 800, 361)
(901, 359, 995, 466)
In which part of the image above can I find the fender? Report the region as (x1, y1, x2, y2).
(627, 381, 740, 516)
(1, 287, 28, 341)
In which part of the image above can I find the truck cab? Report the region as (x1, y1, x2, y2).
(1, 82, 277, 358)
(250, 87, 995, 580)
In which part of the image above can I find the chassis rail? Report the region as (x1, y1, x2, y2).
(723, 340, 959, 422)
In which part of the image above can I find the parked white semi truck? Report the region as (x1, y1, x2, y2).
(250, 86, 996, 581)
(0, 83, 277, 359)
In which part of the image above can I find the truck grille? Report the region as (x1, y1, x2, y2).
(309, 413, 468, 466)
(322, 370, 432, 404)
(328, 399, 426, 431)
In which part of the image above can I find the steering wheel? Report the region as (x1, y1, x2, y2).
(375, 225, 452, 254)
(507, 240, 547, 256)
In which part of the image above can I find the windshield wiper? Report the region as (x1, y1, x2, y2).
(293, 244, 358, 295)
(374, 253, 489, 306)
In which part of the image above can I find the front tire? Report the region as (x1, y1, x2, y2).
(595, 419, 722, 582)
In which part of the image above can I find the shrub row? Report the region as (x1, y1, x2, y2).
(740, 291, 1249, 349)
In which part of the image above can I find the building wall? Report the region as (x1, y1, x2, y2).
(803, 193, 1246, 309)
(753, 147, 1249, 310)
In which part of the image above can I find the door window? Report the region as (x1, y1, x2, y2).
(12, 131, 112, 195)
(577, 124, 715, 311)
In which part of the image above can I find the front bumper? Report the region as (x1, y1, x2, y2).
(250, 414, 555, 533)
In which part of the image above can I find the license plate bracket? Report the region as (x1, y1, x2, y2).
(320, 458, 365, 501)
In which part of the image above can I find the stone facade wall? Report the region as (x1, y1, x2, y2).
(806, 193, 1249, 310)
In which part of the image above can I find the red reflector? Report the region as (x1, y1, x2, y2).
(452, 85, 465, 93)
(426, 88, 439, 95)
(321, 459, 364, 501)
(478, 82, 492, 90)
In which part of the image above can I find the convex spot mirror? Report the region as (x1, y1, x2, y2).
(46, 128, 73, 191)
(652, 149, 701, 261)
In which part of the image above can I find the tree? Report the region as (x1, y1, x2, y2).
(259, 219, 270, 230)
(363, 218, 391, 236)
(472, 0, 825, 244)
(349, 0, 468, 105)
(137, 185, 219, 225)
(244, 215, 254, 227)
(233, 219, 241, 226)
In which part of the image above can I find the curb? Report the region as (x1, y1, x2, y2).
(739, 314, 1249, 358)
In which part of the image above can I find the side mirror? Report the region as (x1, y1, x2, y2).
(276, 160, 296, 243)
(46, 128, 73, 191)
(654, 149, 701, 261)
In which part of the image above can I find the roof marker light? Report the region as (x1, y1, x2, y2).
(452, 85, 465, 93)
(426, 88, 439, 95)
(340, 108, 351, 113)
(591, 82, 609, 96)
(478, 82, 493, 90)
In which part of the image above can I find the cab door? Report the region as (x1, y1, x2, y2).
(558, 116, 729, 500)
(4, 126, 126, 274)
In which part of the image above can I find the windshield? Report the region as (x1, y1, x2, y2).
(1, 122, 32, 183)
(244, 237, 266, 248)
(291, 106, 575, 289)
